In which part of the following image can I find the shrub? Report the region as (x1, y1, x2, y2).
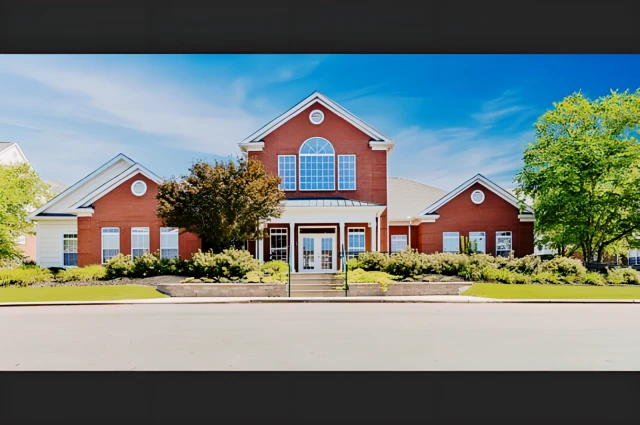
(531, 271, 562, 284)
(606, 267, 640, 285)
(584, 272, 606, 286)
(55, 265, 107, 282)
(458, 254, 500, 281)
(261, 260, 288, 275)
(261, 260, 288, 283)
(505, 255, 543, 275)
(424, 252, 470, 275)
(0, 266, 54, 287)
(130, 252, 162, 278)
(356, 251, 389, 272)
(214, 249, 260, 280)
(481, 266, 527, 284)
(190, 250, 219, 277)
(338, 268, 399, 292)
(384, 249, 430, 278)
(346, 258, 359, 271)
(105, 254, 134, 278)
(542, 256, 587, 278)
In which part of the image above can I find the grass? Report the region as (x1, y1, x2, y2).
(0, 285, 167, 303)
(462, 283, 640, 299)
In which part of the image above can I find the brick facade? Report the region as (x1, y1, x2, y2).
(77, 173, 201, 266)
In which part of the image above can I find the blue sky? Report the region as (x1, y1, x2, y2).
(0, 54, 638, 191)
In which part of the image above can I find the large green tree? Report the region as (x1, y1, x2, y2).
(516, 89, 640, 263)
(0, 162, 53, 262)
(157, 156, 285, 253)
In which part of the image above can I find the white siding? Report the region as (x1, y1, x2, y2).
(35, 220, 78, 268)
(0, 145, 27, 165)
(45, 159, 132, 213)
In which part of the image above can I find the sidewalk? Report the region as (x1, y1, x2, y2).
(3, 295, 640, 307)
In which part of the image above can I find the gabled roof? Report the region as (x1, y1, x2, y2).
(418, 174, 534, 216)
(0, 142, 15, 154)
(387, 177, 448, 221)
(285, 197, 383, 208)
(28, 153, 162, 220)
(239, 91, 396, 150)
(0, 141, 29, 163)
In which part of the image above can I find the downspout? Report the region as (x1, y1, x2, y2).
(386, 148, 390, 253)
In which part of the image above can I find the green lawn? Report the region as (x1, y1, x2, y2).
(462, 283, 640, 299)
(0, 285, 167, 303)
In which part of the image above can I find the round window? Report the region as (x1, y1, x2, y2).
(131, 180, 147, 197)
(309, 109, 324, 125)
(471, 189, 485, 204)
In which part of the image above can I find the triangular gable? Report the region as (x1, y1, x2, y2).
(70, 163, 163, 210)
(238, 91, 396, 150)
(28, 153, 137, 219)
(418, 174, 534, 216)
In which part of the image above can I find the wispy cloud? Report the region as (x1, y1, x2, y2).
(472, 90, 530, 124)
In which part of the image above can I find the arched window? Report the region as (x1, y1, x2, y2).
(299, 137, 335, 190)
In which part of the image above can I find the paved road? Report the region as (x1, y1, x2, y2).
(2, 303, 640, 370)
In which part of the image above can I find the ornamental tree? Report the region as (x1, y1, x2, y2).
(515, 89, 640, 263)
(156, 156, 285, 253)
(0, 162, 53, 262)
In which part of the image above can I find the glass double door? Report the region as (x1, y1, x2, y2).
(299, 233, 337, 272)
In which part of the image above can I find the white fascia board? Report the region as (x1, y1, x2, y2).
(418, 174, 533, 216)
(238, 141, 265, 152)
(239, 92, 395, 145)
(369, 141, 396, 152)
(28, 153, 136, 218)
(30, 216, 79, 222)
(518, 214, 535, 222)
(70, 165, 164, 210)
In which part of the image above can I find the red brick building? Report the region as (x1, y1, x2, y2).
(29, 91, 534, 270)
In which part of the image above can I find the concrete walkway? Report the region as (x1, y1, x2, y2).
(3, 295, 640, 307)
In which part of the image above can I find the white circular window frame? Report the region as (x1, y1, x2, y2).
(471, 189, 485, 205)
(131, 180, 148, 197)
(309, 109, 325, 125)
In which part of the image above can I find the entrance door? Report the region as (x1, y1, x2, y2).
(299, 233, 337, 272)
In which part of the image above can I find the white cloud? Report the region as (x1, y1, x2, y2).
(472, 90, 530, 124)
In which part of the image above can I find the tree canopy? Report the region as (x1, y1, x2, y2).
(515, 89, 640, 263)
(156, 156, 285, 253)
(0, 162, 53, 262)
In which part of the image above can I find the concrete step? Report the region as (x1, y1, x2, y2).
(289, 283, 343, 291)
(289, 289, 347, 297)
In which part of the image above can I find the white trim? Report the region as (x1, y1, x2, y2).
(470, 189, 485, 205)
(518, 214, 535, 222)
(390, 234, 408, 253)
(347, 227, 366, 253)
(30, 215, 81, 221)
(131, 180, 148, 197)
(468, 231, 486, 254)
(277, 155, 297, 191)
(297, 226, 338, 273)
(495, 230, 513, 257)
(70, 166, 163, 210)
(101, 227, 120, 264)
(239, 92, 396, 146)
(418, 174, 534, 216)
(369, 141, 395, 152)
(160, 227, 180, 260)
(131, 227, 150, 259)
(61, 231, 79, 268)
(299, 137, 335, 191)
(238, 141, 265, 152)
(309, 109, 325, 125)
(27, 154, 135, 220)
(337, 154, 357, 191)
(443, 231, 460, 253)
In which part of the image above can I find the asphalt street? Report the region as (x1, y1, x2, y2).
(1, 303, 640, 370)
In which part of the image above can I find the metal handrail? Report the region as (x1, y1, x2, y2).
(287, 260, 292, 297)
(340, 243, 349, 296)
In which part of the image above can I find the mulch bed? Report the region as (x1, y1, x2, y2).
(27, 275, 184, 288)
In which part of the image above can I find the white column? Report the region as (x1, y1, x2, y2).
(370, 220, 377, 252)
(289, 223, 295, 272)
(377, 216, 381, 253)
(339, 222, 345, 254)
(257, 223, 264, 263)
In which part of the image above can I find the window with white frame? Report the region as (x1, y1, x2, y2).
(496, 231, 513, 257)
(338, 155, 356, 190)
(131, 227, 150, 259)
(102, 228, 120, 264)
(278, 155, 296, 191)
(63, 233, 78, 267)
(391, 234, 408, 253)
(270, 228, 288, 262)
(348, 228, 366, 258)
(299, 137, 335, 190)
(443, 232, 460, 253)
(160, 227, 179, 260)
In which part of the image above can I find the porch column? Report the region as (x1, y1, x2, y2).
(339, 222, 345, 254)
(370, 220, 377, 252)
(289, 223, 295, 272)
(257, 223, 264, 263)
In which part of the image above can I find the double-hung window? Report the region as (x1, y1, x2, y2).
(391, 234, 408, 253)
(299, 137, 335, 190)
(269, 228, 288, 262)
(102, 228, 120, 264)
(278, 155, 296, 191)
(63, 233, 78, 267)
(338, 155, 356, 190)
(443, 232, 460, 253)
(131, 227, 150, 259)
(160, 227, 179, 260)
(496, 231, 513, 257)
(348, 228, 366, 258)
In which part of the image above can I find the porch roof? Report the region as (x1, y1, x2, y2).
(283, 197, 383, 208)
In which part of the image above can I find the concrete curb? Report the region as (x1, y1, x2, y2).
(2, 296, 640, 307)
